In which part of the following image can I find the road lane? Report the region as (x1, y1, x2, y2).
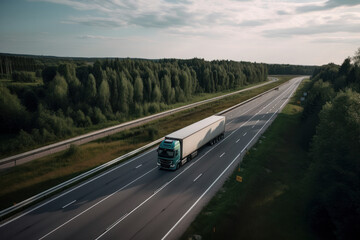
(0, 77, 304, 240)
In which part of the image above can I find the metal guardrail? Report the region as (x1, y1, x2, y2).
(0, 78, 289, 221)
(0, 79, 277, 168)
(0, 137, 164, 221)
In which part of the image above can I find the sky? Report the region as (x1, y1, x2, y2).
(0, 0, 359, 65)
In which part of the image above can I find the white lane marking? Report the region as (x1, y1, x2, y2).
(135, 164, 142, 169)
(252, 125, 255, 128)
(226, 119, 234, 125)
(220, 152, 225, 158)
(193, 173, 203, 182)
(262, 115, 265, 119)
(58, 80, 303, 240)
(62, 200, 76, 209)
(39, 86, 282, 238)
(38, 166, 158, 240)
(236, 139, 240, 143)
(1, 148, 156, 228)
(161, 80, 301, 240)
(243, 132, 247, 136)
(41, 79, 303, 239)
(106, 213, 129, 231)
(154, 182, 168, 194)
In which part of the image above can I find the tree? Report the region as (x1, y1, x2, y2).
(133, 76, 144, 103)
(48, 73, 68, 110)
(152, 85, 162, 102)
(301, 79, 335, 148)
(84, 73, 97, 104)
(310, 89, 360, 239)
(98, 79, 111, 113)
(58, 63, 81, 103)
(353, 47, 360, 67)
(312, 89, 360, 166)
(0, 86, 30, 133)
(161, 75, 172, 104)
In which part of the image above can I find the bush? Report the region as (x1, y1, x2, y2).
(147, 127, 159, 140)
(64, 144, 79, 157)
(12, 71, 36, 83)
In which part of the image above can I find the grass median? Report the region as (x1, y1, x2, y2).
(181, 78, 313, 239)
(0, 76, 295, 212)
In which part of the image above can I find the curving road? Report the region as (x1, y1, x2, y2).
(0, 77, 304, 240)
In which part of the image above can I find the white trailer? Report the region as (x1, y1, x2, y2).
(158, 115, 225, 170)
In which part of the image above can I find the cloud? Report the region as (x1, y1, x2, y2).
(264, 22, 360, 38)
(32, 0, 360, 40)
(297, 0, 360, 13)
(237, 19, 268, 27)
(64, 16, 126, 28)
(78, 35, 124, 40)
(311, 37, 360, 44)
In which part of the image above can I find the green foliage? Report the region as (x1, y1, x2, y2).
(300, 48, 360, 239)
(1, 56, 270, 156)
(308, 90, 360, 239)
(353, 47, 360, 67)
(64, 144, 79, 157)
(48, 73, 68, 109)
(133, 76, 144, 103)
(98, 79, 111, 110)
(11, 71, 36, 82)
(0, 86, 30, 133)
(147, 127, 158, 140)
(267, 63, 316, 75)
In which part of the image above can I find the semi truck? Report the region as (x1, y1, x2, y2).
(157, 115, 226, 170)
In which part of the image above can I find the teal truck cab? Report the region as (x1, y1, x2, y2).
(157, 139, 181, 170)
(157, 115, 226, 170)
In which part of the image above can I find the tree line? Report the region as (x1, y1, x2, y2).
(267, 63, 316, 75)
(300, 48, 360, 239)
(0, 57, 267, 154)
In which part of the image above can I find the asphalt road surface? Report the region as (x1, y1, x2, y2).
(0, 78, 277, 169)
(0, 77, 304, 240)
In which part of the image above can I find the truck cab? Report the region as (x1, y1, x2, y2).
(157, 139, 181, 170)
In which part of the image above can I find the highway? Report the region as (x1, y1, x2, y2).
(0, 77, 304, 240)
(0, 78, 277, 169)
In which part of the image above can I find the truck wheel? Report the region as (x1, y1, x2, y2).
(176, 163, 180, 170)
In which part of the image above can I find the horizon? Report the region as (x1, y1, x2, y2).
(1, 0, 359, 66)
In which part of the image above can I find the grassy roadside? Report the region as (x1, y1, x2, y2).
(0, 78, 274, 159)
(0, 76, 295, 211)
(181, 79, 314, 240)
(0, 76, 293, 159)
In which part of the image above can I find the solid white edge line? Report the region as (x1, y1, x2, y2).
(46, 80, 302, 240)
(1, 148, 157, 228)
(38, 89, 268, 239)
(38, 78, 301, 240)
(161, 78, 301, 240)
(98, 79, 301, 239)
(38, 166, 158, 240)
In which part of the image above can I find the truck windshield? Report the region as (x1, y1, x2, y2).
(158, 148, 174, 158)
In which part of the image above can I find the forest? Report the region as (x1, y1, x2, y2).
(0, 55, 269, 155)
(300, 49, 360, 239)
